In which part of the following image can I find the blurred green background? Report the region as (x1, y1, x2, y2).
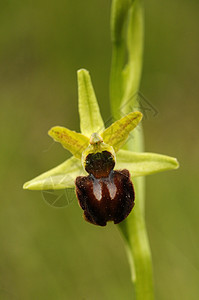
(0, 0, 198, 299)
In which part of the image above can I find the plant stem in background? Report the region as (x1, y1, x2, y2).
(110, 0, 154, 299)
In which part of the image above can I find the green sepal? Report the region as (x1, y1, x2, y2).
(77, 69, 104, 137)
(23, 156, 85, 190)
(102, 111, 142, 152)
(48, 126, 89, 159)
(116, 149, 179, 177)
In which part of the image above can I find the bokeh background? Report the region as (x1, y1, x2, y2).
(0, 0, 198, 299)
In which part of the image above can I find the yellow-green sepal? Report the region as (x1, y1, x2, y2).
(102, 111, 142, 152)
(116, 149, 179, 177)
(23, 156, 85, 190)
(77, 69, 104, 137)
(48, 126, 89, 159)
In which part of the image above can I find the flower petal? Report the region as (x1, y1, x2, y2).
(23, 156, 85, 190)
(77, 69, 104, 137)
(48, 126, 89, 159)
(102, 111, 142, 152)
(116, 149, 179, 177)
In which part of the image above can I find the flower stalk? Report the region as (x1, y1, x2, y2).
(110, 0, 154, 299)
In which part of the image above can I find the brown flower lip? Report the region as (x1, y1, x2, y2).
(75, 151, 135, 226)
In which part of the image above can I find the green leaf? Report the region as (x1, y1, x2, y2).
(77, 69, 104, 137)
(110, 0, 131, 119)
(121, 0, 144, 114)
(48, 126, 89, 159)
(116, 149, 179, 177)
(111, 0, 131, 43)
(102, 111, 142, 152)
(23, 156, 85, 190)
(110, 0, 143, 119)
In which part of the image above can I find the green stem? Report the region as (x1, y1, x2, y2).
(119, 197, 154, 299)
(110, 1, 154, 299)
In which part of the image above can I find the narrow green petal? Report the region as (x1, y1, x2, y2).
(23, 156, 85, 190)
(77, 69, 104, 137)
(116, 150, 179, 177)
(101, 111, 142, 152)
(48, 126, 89, 159)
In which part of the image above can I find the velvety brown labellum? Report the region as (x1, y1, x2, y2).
(75, 169, 135, 226)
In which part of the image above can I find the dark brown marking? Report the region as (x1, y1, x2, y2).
(85, 151, 115, 179)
